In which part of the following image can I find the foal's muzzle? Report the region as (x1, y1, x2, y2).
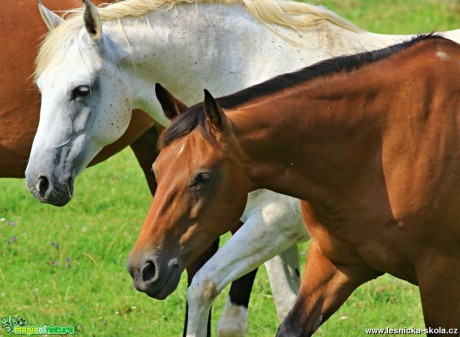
(126, 251, 182, 300)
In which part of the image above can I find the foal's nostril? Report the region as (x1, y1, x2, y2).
(141, 260, 157, 282)
(37, 176, 50, 197)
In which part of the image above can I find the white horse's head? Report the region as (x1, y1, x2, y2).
(26, 0, 133, 206)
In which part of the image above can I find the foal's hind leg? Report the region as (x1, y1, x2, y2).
(276, 243, 381, 337)
(417, 259, 460, 336)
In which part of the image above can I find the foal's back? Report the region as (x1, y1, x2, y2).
(379, 36, 460, 229)
(328, 36, 460, 264)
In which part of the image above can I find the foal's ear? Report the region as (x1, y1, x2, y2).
(83, 0, 102, 42)
(38, 0, 64, 30)
(155, 84, 189, 120)
(203, 89, 228, 131)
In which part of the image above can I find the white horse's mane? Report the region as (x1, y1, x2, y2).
(35, 0, 362, 79)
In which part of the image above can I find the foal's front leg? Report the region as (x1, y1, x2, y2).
(276, 243, 381, 337)
(417, 257, 460, 336)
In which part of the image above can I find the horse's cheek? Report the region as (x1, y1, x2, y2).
(96, 78, 132, 143)
(113, 78, 132, 131)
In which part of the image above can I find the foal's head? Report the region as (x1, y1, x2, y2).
(127, 85, 250, 299)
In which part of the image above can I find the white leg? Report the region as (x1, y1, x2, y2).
(186, 193, 308, 337)
(216, 296, 249, 337)
(187, 212, 278, 337)
(216, 246, 302, 336)
(264, 245, 301, 322)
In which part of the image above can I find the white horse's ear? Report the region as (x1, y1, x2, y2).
(155, 84, 189, 120)
(38, 0, 64, 31)
(203, 89, 229, 131)
(83, 0, 102, 42)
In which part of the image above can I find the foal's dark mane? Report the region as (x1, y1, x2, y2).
(160, 34, 442, 148)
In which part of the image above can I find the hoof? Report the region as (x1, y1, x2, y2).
(217, 297, 248, 337)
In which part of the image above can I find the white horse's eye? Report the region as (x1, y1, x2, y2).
(72, 85, 90, 99)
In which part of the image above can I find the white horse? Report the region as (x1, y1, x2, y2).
(26, 0, 460, 336)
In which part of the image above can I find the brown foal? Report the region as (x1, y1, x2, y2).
(127, 35, 460, 336)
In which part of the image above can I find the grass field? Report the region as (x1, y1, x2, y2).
(1, 1, 459, 336)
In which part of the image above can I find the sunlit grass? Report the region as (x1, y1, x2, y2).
(307, 0, 459, 33)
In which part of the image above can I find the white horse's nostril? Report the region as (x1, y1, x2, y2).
(37, 176, 50, 197)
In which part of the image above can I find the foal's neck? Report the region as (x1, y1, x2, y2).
(230, 73, 386, 205)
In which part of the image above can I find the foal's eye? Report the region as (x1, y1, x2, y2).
(190, 172, 213, 189)
(72, 85, 90, 99)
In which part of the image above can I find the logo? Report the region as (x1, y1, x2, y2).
(1, 316, 75, 335)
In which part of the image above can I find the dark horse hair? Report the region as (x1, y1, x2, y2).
(160, 34, 442, 149)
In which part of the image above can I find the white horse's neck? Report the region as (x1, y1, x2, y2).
(105, 4, 281, 125)
(101, 3, 459, 126)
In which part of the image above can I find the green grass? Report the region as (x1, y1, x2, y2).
(0, 151, 425, 336)
(307, 0, 459, 33)
(1, 1, 459, 336)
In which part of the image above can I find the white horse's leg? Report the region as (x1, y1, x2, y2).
(217, 245, 302, 337)
(217, 296, 249, 337)
(186, 229, 259, 337)
(186, 196, 307, 337)
(186, 213, 267, 337)
(217, 269, 257, 337)
(264, 245, 301, 322)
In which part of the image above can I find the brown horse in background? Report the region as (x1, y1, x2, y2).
(128, 35, 460, 336)
(0, 0, 159, 191)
